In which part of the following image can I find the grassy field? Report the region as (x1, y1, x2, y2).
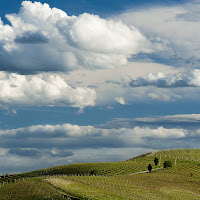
(0, 149, 199, 199)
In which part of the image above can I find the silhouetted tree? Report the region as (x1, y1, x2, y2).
(148, 164, 152, 172)
(154, 157, 159, 166)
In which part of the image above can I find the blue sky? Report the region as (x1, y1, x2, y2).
(0, 0, 187, 19)
(0, 0, 200, 174)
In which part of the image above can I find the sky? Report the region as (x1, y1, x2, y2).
(0, 0, 200, 174)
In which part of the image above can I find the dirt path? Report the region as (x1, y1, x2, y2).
(129, 167, 163, 175)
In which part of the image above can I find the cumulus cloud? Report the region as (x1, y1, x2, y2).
(0, 123, 191, 151)
(0, 116, 199, 174)
(0, 1, 149, 73)
(113, 1, 200, 68)
(0, 72, 96, 108)
(126, 69, 200, 88)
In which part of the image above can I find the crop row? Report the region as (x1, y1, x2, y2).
(46, 162, 200, 200)
(0, 178, 68, 200)
(0, 149, 199, 185)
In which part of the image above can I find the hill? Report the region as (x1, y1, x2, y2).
(0, 149, 199, 199)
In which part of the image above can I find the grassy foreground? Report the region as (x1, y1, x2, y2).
(0, 149, 199, 199)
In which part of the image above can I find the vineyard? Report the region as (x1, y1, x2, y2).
(46, 163, 200, 200)
(0, 149, 199, 199)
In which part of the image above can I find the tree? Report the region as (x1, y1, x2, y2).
(154, 157, 159, 166)
(163, 161, 172, 168)
(148, 164, 152, 172)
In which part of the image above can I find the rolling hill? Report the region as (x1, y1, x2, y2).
(0, 149, 199, 199)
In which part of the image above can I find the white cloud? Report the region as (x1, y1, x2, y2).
(0, 115, 199, 174)
(0, 72, 96, 108)
(99, 114, 200, 130)
(0, 123, 189, 150)
(136, 126, 186, 139)
(113, 1, 200, 67)
(126, 69, 200, 88)
(0, 1, 149, 73)
(161, 114, 200, 122)
(147, 92, 179, 101)
(115, 97, 126, 105)
(60, 62, 180, 104)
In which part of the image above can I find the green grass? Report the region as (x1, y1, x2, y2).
(0, 149, 200, 200)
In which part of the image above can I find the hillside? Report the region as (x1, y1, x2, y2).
(0, 149, 199, 199)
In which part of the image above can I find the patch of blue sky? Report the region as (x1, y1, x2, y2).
(0, 0, 189, 24)
(0, 99, 200, 130)
(131, 52, 200, 68)
(130, 52, 182, 67)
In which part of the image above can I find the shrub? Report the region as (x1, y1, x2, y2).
(163, 161, 172, 168)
